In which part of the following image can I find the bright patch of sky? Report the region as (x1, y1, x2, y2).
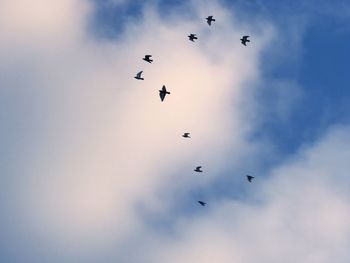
(92, 0, 350, 157)
(1, 0, 350, 261)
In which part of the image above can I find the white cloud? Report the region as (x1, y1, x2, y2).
(5, 0, 349, 262)
(138, 125, 350, 263)
(0, 0, 273, 259)
(0, 0, 89, 51)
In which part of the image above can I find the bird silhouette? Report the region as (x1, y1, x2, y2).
(246, 175, 255, 182)
(240, 36, 250, 46)
(206, 16, 215, 26)
(194, 166, 203, 173)
(134, 71, 144, 80)
(188, 34, 198, 42)
(143, 55, 153, 63)
(198, 201, 206, 206)
(182, 133, 191, 138)
(159, 85, 170, 102)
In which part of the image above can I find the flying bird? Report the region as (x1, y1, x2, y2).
(143, 55, 153, 63)
(246, 175, 255, 182)
(134, 71, 144, 80)
(182, 133, 191, 138)
(206, 16, 215, 26)
(188, 34, 198, 42)
(240, 35, 250, 46)
(159, 85, 170, 102)
(198, 201, 206, 206)
(194, 166, 203, 173)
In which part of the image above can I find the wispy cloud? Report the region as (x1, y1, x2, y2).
(0, 0, 272, 258)
(133, 125, 350, 263)
(1, 0, 349, 262)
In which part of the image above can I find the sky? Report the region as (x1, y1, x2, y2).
(1, 0, 350, 262)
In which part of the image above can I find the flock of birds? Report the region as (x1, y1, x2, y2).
(134, 16, 253, 207)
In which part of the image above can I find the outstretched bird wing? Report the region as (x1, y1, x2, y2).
(206, 16, 214, 25)
(198, 201, 206, 206)
(136, 71, 143, 78)
(247, 175, 254, 182)
(188, 34, 197, 41)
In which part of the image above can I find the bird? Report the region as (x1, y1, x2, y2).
(246, 175, 255, 182)
(240, 35, 250, 46)
(159, 85, 170, 102)
(182, 133, 191, 138)
(206, 16, 215, 26)
(143, 55, 153, 63)
(134, 71, 144, 80)
(188, 34, 198, 42)
(194, 166, 203, 173)
(198, 201, 206, 206)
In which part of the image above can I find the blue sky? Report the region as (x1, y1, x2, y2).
(92, 0, 350, 155)
(1, 0, 350, 262)
(90, 0, 350, 205)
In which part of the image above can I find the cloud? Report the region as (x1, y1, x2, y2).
(3, 0, 349, 262)
(137, 125, 350, 263)
(0, 0, 89, 51)
(0, 0, 275, 260)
